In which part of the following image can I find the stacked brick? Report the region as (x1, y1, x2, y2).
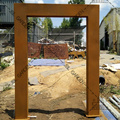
(28, 42, 41, 58)
(44, 44, 68, 59)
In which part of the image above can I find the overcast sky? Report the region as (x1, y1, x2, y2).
(24, 0, 120, 42)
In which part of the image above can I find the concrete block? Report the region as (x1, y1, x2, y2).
(28, 77, 39, 85)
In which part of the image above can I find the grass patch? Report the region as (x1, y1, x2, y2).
(39, 54, 44, 59)
(0, 62, 9, 70)
(110, 85, 120, 95)
(100, 84, 120, 95)
(3, 84, 12, 91)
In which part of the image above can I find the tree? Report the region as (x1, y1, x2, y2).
(69, 17, 83, 28)
(43, 18, 53, 31)
(68, 0, 85, 4)
(68, 0, 85, 47)
(27, 17, 42, 42)
(42, 17, 53, 38)
(68, 0, 85, 28)
(60, 18, 70, 28)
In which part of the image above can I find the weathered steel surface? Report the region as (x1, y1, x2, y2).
(14, 4, 99, 119)
(44, 44, 68, 59)
(28, 42, 41, 58)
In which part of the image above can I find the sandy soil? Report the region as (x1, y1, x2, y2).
(0, 53, 120, 120)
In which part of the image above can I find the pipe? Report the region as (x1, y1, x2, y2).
(28, 116, 37, 119)
(99, 75, 105, 85)
(100, 98, 120, 120)
(113, 95, 120, 103)
(109, 97, 120, 109)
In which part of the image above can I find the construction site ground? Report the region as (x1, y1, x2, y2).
(0, 50, 120, 120)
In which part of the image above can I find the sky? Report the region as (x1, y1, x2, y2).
(24, 0, 120, 42)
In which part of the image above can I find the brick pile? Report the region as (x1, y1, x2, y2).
(28, 42, 41, 58)
(44, 44, 68, 59)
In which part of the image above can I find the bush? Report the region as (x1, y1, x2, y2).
(39, 54, 43, 59)
(0, 62, 9, 70)
(33, 57, 37, 59)
(110, 85, 120, 95)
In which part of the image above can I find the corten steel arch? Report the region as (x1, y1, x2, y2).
(14, 4, 100, 120)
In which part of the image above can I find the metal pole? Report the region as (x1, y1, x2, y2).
(74, 31, 75, 49)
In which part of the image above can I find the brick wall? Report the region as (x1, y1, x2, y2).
(28, 42, 41, 58)
(44, 44, 68, 59)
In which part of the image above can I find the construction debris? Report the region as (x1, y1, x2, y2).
(109, 97, 120, 109)
(68, 51, 86, 59)
(100, 97, 120, 120)
(113, 95, 120, 103)
(110, 57, 120, 60)
(101, 64, 117, 72)
(28, 77, 39, 85)
(111, 64, 120, 70)
(2, 56, 14, 65)
(109, 95, 120, 110)
(28, 115, 37, 119)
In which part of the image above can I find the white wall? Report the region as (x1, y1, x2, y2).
(99, 21, 105, 40)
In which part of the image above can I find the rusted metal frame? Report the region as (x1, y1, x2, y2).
(86, 7, 99, 117)
(14, 4, 99, 120)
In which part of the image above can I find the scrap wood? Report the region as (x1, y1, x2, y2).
(111, 64, 120, 70)
(101, 64, 117, 72)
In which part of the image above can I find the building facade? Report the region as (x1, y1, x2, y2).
(100, 8, 120, 54)
(0, 1, 44, 45)
(0, 0, 23, 28)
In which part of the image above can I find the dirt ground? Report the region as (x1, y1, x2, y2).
(0, 52, 120, 120)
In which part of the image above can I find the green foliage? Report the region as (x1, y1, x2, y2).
(39, 54, 44, 59)
(3, 84, 12, 91)
(69, 17, 83, 28)
(59, 0, 85, 46)
(68, 0, 85, 4)
(28, 17, 42, 42)
(47, 57, 58, 60)
(110, 85, 120, 95)
(0, 62, 9, 70)
(100, 84, 120, 95)
(28, 18, 34, 42)
(75, 32, 83, 46)
(60, 18, 70, 29)
(33, 57, 37, 59)
(42, 18, 53, 31)
(100, 85, 106, 93)
(42, 17, 53, 38)
(108, 49, 117, 55)
(46, 18, 53, 31)
(3, 29, 10, 34)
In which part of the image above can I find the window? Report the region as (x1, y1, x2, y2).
(0, 5, 5, 14)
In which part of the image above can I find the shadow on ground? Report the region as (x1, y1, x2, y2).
(5, 108, 85, 118)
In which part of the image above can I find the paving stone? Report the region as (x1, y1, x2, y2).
(40, 64, 86, 77)
(28, 77, 39, 85)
